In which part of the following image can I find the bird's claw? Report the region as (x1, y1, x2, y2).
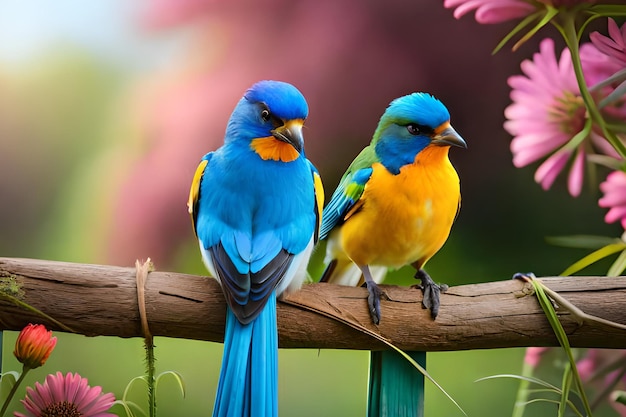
(512, 272, 536, 281)
(365, 281, 382, 325)
(411, 269, 447, 320)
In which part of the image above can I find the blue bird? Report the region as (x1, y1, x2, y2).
(188, 80, 323, 417)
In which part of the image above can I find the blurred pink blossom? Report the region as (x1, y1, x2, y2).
(443, 0, 535, 24)
(109, 0, 479, 267)
(576, 349, 598, 381)
(599, 170, 626, 229)
(524, 347, 549, 367)
(590, 18, 626, 66)
(533, 148, 586, 196)
(576, 349, 626, 417)
(443, 0, 596, 24)
(584, 19, 626, 124)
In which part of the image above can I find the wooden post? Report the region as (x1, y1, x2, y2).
(368, 351, 426, 417)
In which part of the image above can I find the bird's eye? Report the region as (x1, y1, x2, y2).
(261, 109, 271, 122)
(406, 124, 421, 135)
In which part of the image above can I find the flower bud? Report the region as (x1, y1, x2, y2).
(13, 324, 57, 369)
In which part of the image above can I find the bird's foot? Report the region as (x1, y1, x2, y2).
(411, 269, 448, 320)
(364, 280, 382, 325)
(512, 272, 536, 281)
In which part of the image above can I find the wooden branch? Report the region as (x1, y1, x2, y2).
(1, 257, 625, 351)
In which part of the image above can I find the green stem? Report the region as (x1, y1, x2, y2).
(0, 293, 75, 333)
(145, 336, 156, 417)
(0, 366, 30, 417)
(511, 360, 533, 417)
(555, 13, 626, 160)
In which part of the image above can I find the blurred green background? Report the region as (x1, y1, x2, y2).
(0, 1, 622, 416)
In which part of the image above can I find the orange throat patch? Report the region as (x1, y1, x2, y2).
(250, 136, 300, 162)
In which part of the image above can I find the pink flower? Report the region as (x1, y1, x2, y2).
(524, 347, 549, 367)
(15, 372, 116, 417)
(506, 38, 588, 196)
(443, 0, 596, 24)
(13, 324, 57, 370)
(443, 0, 535, 24)
(505, 37, 624, 196)
(534, 148, 585, 196)
(599, 170, 626, 229)
(590, 18, 626, 66)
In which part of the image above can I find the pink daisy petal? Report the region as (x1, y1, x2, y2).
(475, 1, 535, 23)
(605, 205, 626, 224)
(47, 372, 67, 403)
(506, 36, 622, 194)
(590, 18, 626, 66)
(567, 148, 585, 197)
(30, 382, 51, 408)
(599, 171, 626, 229)
(64, 373, 83, 404)
(444, 0, 536, 24)
(535, 150, 570, 190)
(599, 192, 626, 207)
(81, 392, 116, 415)
(76, 385, 103, 410)
(15, 372, 116, 417)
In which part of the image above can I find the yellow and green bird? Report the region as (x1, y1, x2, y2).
(319, 92, 466, 324)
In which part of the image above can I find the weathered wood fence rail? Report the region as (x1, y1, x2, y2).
(1, 257, 625, 350)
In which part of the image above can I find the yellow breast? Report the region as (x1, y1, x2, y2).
(338, 145, 460, 269)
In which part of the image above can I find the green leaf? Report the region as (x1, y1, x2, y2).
(122, 376, 149, 402)
(492, 11, 544, 54)
(614, 390, 626, 406)
(0, 372, 18, 401)
(607, 249, 626, 277)
(558, 365, 572, 417)
(531, 280, 593, 417)
(587, 5, 626, 16)
(512, 7, 559, 51)
(511, 362, 534, 417)
(520, 398, 562, 407)
(476, 374, 560, 391)
(589, 68, 626, 95)
(546, 235, 619, 249)
(156, 371, 186, 399)
(561, 242, 626, 276)
(112, 400, 148, 417)
(599, 79, 626, 109)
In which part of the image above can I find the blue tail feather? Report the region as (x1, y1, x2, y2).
(213, 293, 279, 417)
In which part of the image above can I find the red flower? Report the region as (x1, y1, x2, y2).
(13, 324, 57, 370)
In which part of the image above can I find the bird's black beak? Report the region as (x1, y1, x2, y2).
(432, 125, 467, 149)
(272, 119, 304, 153)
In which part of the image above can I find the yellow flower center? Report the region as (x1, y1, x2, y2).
(550, 91, 586, 135)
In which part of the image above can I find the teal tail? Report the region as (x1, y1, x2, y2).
(213, 293, 278, 417)
(368, 351, 426, 417)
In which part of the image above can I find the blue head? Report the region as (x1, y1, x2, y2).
(372, 92, 466, 174)
(225, 80, 309, 158)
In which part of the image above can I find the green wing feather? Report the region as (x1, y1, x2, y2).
(319, 145, 378, 239)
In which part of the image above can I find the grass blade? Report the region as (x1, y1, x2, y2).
(560, 242, 626, 276)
